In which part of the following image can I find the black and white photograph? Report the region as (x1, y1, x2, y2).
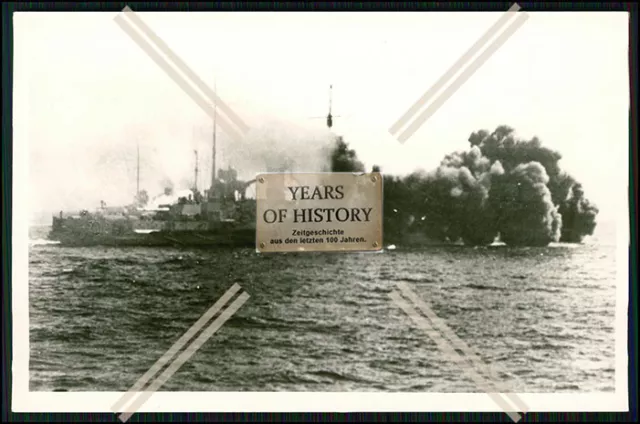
(12, 7, 630, 415)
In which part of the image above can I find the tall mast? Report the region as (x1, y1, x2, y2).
(211, 79, 217, 192)
(136, 142, 140, 200)
(327, 84, 334, 129)
(193, 150, 199, 191)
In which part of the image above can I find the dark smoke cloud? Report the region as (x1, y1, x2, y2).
(469, 125, 594, 244)
(558, 183, 599, 242)
(419, 146, 504, 245)
(326, 136, 365, 173)
(490, 162, 562, 246)
(341, 125, 598, 247)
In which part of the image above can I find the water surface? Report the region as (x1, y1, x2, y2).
(28, 225, 617, 392)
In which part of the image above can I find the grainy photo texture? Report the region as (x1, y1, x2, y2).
(13, 6, 629, 417)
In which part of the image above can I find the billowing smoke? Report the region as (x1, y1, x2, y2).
(218, 119, 336, 179)
(490, 162, 562, 246)
(159, 177, 174, 194)
(327, 136, 365, 172)
(558, 183, 599, 242)
(469, 125, 590, 244)
(419, 146, 504, 245)
(362, 125, 599, 246)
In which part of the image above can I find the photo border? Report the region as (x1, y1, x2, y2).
(2, 1, 637, 422)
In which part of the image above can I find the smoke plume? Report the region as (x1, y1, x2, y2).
(362, 125, 599, 246)
(558, 183, 599, 242)
(327, 136, 365, 173)
(490, 162, 562, 246)
(219, 120, 336, 180)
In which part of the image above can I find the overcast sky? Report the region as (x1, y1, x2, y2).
(14, 11, 629, 223)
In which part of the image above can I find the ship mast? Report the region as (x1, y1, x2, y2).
(136, 142, 140, 200)
(327, 84, 333, 129)
(309, 84, 341, 130)
(193, 150, 199, 192)
(210, 80, 217, 194)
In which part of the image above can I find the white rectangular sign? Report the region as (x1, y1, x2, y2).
(255, 172, 383, 253)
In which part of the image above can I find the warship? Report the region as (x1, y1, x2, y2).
(48, 96, 258, 248)
(48, 170, 258, 248)
(48, 86, 337, 247)
(48, 85, 340, 248)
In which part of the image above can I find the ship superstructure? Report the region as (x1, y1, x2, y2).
(48, 85, 339, 247)
(49, 90, 258, 247)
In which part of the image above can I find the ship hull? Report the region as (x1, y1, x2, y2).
(48, 229, 256, 248)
